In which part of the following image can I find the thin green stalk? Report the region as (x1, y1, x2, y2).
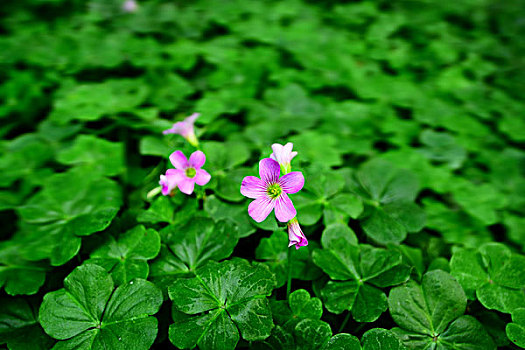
(286, 246, 293, 299)
(338, 312, 351, 333)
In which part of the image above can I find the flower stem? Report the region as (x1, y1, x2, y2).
(338, 312, 351, 333)
(146, 186, 162, 200)
(286, 246, 293, 299)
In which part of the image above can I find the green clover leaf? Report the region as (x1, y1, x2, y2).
(168, 259, 276, 350)
(39, 264, 162, 350)
(0, 297, 53, 350)
(16, 167, 122, 266)
(85, 225, 160, 285)
(313, 225, 410, 322)
(388, 270, 495, 349)
(350, 159, 425, 245)
(450, 243, 525, 313)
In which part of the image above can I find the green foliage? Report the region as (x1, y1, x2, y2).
(168, 259, 276, 349)
(256, 231, 322, 288)
(16, 167, 122, 266)
(0, 298, 53, 350)
(450, 243, 525, 314)
(389, 270, 495, 349)
(349, 159, 425, 245)
(39, 264, 162, 350)
(1, 0, 524, 348)
(85, 225, 161, 285)
(507, 308, 525, 348)
(313, 226, 410, 322)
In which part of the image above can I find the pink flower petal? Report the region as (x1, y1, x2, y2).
(160, 170, 180, 195)
(163, 121, 185, 135)
(271, 143, 284, 162)
(189, 150, 206, 169)
(279, 172, 304, 194)
(248, 196, 275, 222)
(169, 150, 188, 170)
(259, 158, 280, 184)
(178, 178, 195, 195)
(195, 169, 211, 186)
(186, 113, 200, 124)
(274, 192, 296, 222)
(241, 176, 266, 199)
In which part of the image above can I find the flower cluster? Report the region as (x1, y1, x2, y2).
(159, 113, 210, 196)
(157, 114, 307, 249)
(241, 143, 308, 249)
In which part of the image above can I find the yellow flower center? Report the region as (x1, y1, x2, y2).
(185, 167, 196, 178)
(267, 183, 282, 199)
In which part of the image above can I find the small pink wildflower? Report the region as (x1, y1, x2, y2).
(163, 113, 200, 147)
(166, 150, 211, 195)
(159, 172, 178, 196)
(241, 158, 304, 223)
(287, 218, 308, 249)
(122, 0, 138, 13)
(270, 142, 297, 174)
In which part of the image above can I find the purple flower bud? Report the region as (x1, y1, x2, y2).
(287, 218, 308, 249)
(270, 142, 297, 174)
(163, 113, 200, 147)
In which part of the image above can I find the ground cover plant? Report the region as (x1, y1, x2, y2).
(1, 0, 525, 349)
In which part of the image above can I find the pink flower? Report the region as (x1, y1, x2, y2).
(166, 150, 211, 195)
(122, 0, 138, 12)
(163, 113, 200, 147)
(241, 158, 304, 222)
(270, 143, 297, 174)
(287, 218, 308, 249)
(159, 172, 178, 196)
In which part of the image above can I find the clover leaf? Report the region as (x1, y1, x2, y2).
(168, 259, 276, 350)
(296, 169, 363, 226)
(450, 180, 507, 226)
(56, 135, 124, 176)
(0, 241, 47, 295)
(323, 328, 407, 350)
(271, 289, 323, 331)
(150, 218, 239, 292)
(450, 243, 525, 313)
(350, 159, 425, 245)
(39, 264, 162, 350)
(506, 308, 525, 348)
(294, 319, 333, 350)
(313, 225, 410, 322)
(322, 333, 361, 350)
(138, 195, 198, 226)
(0, 297, 53, 350)
(205, 195, 255, 238)
(0, 133, 52, 187)
(201, 140, 251, 202)
(16, 167, 122, 266)
(85, 225, 160, 285)
(388, 270, 495, 349)
(256, 231, 322, 288)
(418, 130, 466, 170)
